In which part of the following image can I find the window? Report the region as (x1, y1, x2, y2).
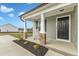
(36, 21, 40, 31)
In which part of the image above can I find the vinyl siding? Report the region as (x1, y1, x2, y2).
(46, 6, 77, 48)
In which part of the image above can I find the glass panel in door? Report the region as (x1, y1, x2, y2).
(57, 16, 69, 40)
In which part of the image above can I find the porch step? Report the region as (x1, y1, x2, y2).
(46, 46, 77, 56)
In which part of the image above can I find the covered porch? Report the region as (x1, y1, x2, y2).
(27, 36, 77, 55)
(20, 3, 77, 55)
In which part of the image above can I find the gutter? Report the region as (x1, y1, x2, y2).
(19, 16, 25, 22)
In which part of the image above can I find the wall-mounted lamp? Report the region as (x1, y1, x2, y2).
(59, 9, 64, 12)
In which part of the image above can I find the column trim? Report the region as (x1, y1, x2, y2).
(40, 13, 45, 33)
(40, 13, 46, 45)
(23, 21, 27, 39)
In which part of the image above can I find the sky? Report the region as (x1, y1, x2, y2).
(0, 3, 41, 28)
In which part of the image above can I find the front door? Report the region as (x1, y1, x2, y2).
(57, 15, 70, 41)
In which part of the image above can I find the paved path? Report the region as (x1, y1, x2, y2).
(0, 35, 64, 56)
(0, 35, 34, 56)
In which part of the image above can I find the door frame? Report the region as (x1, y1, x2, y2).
(56, 15, 71, 42)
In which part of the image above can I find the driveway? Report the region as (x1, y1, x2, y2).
(0, 35, 64, 56)
(0, 35, 34, 56)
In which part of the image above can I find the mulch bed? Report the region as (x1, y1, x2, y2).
(13, 40, 48, 56)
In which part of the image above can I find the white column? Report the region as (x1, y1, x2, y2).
(40, 13, 45, 33)
(33, 21, 36, 40)
(23, 20, 27, 39)
(24, 21, 25, 32)
(40, 13, 46, 45)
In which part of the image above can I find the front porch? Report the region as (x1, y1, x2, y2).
(26, 36, 77, 55)
(20, 3, 78, 56)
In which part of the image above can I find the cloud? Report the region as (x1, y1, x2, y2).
(0, 5, 14, 13)
(8, 13, 15, 17)
(19, 12, 24, 16)
(0, 17, 3, 20)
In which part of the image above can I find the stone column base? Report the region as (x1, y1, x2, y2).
(23, 32, 27, 39)
(39, 33, 46, 45)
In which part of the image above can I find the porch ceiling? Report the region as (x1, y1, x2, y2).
(44, 6, 74, 18)
(21, 3, 77, 21)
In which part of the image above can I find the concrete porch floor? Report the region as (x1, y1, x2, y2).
(27, 36, 77, 56)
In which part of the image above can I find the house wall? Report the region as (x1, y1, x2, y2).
(71, 6, 77, 48)
(46, 6, 77, 48)
(46, 16, 56, 40)
(0, 25, 19, 32)
(46, 12, 73, 40)
(32, 6, 77, 48)
(33, 21, 40, 39)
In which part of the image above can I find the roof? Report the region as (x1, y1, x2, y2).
(19, 3, 48, 17)
(0, 23, 18, 29)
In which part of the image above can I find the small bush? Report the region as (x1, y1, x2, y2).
(24, 41, 29, 44)
(33, 44, 40, 49)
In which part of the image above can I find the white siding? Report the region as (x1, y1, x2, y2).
(0, 24, 19, 32)
(33, 21, 40, 39)
(46, 6, 77, 48)
(46, 16, 56, 40)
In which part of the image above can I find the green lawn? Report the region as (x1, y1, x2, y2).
(0, 32, 33, 39)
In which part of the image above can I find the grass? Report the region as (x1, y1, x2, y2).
(0, 32, 33, 39)
(10, 32, 22, 38)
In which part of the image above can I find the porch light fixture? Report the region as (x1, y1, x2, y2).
(59, 9, 64, 12)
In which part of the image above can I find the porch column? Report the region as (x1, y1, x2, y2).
(23, 20, 27, 39)
(40, 13, 46, 45)
(33, 21, 36, 40)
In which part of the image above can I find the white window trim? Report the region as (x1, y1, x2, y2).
(56, 15, 71, 42)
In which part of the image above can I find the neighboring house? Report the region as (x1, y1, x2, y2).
(19, 28, 33, 32)
(20, 3, 77, 55)
(27, 28, 33, 32)
(0, 24, 19, 32)
(18, 28, 24, 32)
(0, 29, 1, 32)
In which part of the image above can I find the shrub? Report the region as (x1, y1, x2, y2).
(24, 41, 29, 44)
(15, 34, 23, 40)
(33, 44, 40, 49)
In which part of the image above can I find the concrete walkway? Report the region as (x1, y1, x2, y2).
(0, 35, 34, 56)
(0, 35, 65, 56)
